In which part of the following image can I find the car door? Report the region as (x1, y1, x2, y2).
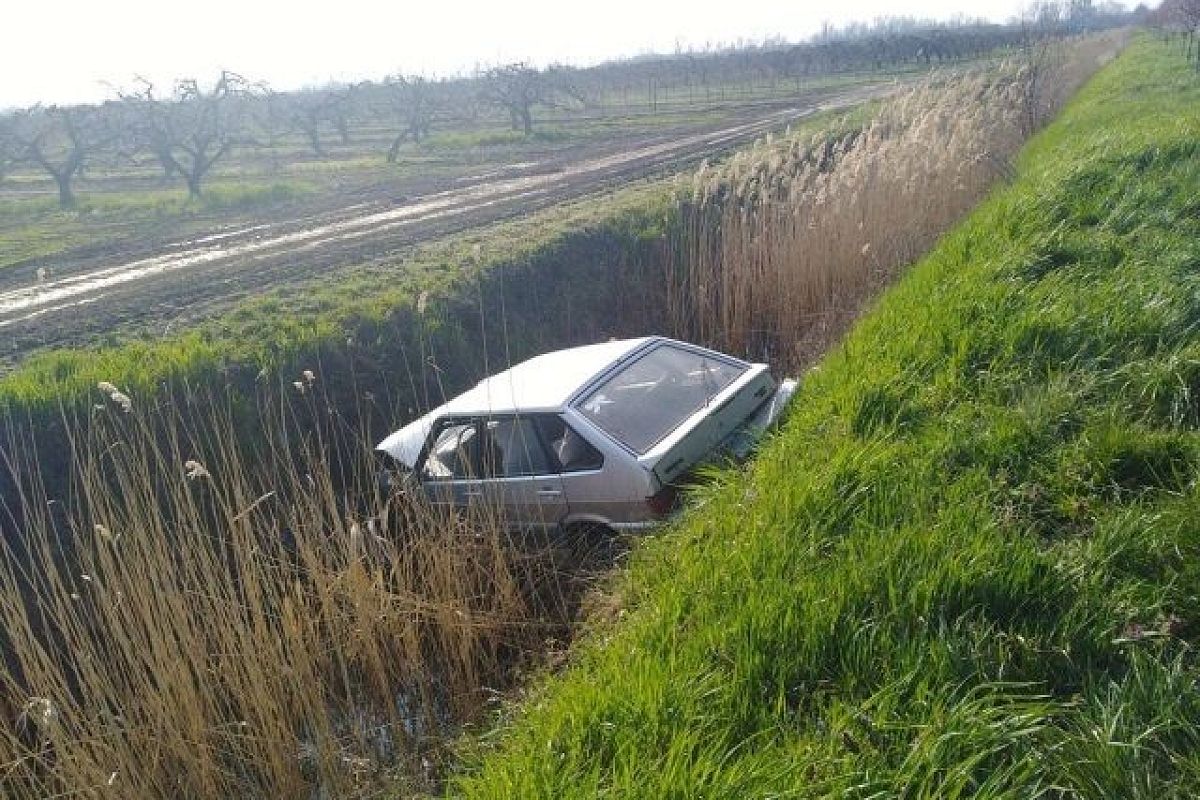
(534, 414, 656, 526)
(478, 414, 567, 530)
(416, 417, 486, 511)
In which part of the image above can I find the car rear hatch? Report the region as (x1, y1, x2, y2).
(647, 365, 779, 488)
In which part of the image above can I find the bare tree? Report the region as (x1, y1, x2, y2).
(1169, 0, 1200, 66)
(11, 105, 105, 209)
(480, 63, 580, 136)
(255, 87, 291, 173)
(1066, 0, 1097, 31)
(288, 89, 335, 157)
(117, 78, 180, 182)
(383, 75, 435, 162)
(170, 72, 255, 198)
(283, 85, 358, 157)
(326, 85, 358, 145)
(124, 71, 254, 199)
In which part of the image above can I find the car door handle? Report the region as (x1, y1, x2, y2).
(463, 490, 483, 498)
(536, 488, 562, 498)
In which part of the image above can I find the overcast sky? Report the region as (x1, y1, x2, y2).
(2, 0, 1045, 109)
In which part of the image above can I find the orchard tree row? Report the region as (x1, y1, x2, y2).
(0, 5, 1144, 209)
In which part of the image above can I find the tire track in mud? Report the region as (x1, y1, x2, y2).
(0, 86, 894, 358)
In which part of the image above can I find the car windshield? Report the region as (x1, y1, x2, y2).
(575, 344, 746, 454)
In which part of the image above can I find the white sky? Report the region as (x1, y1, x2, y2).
(2, 0, 1039, 109)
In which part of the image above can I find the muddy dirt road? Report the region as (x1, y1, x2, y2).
(0, 85, 892, 360)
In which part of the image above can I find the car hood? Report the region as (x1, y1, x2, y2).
(376, 413, 436, 468)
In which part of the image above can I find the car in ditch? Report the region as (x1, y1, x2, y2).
(376, 336, 797, 533)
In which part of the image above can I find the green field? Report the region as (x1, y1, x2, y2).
(448, 38, 1200, 798)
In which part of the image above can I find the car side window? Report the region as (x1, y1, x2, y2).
(421, 420, 480, 480)
(535, 416, 604, 473)
(486, 417, 554, 477)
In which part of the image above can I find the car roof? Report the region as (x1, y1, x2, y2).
(441, 336, 657, 415)
(376, 337, 657, 466)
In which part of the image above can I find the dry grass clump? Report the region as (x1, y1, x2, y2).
(667, 33, 1130, 370)
(0, 385, 582, 798)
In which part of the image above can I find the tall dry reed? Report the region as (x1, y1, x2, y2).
(666, 33, 1130, 370)
(0, 382, 588, 798)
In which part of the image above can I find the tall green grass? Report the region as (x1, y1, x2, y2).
(450, 37, 1200, 798)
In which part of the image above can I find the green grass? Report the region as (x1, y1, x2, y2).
(0, 180, 313, 220)
(421, 127, 574, 150)
(0, 181, 315, 272)
(448, 38, 1200, 798)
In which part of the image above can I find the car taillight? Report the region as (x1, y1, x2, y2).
(646, 485, 680, 517)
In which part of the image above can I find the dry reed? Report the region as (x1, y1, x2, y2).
(666, 33, 1130, 370)
(0, 385, 587, 798)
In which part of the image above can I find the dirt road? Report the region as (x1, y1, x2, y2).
(0, 85, 892, 359)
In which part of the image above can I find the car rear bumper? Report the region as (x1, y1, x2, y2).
(724, 378, 799, 459)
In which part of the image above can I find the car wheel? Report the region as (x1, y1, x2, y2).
(562, 522, 618, 562)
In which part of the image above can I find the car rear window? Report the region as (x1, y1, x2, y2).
(575, 344, 746, 454)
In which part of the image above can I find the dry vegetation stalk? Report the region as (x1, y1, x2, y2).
(667, 33, 1130, 370)
(0, 383, 588, 798)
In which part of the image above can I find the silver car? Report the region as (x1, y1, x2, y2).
(376, 336, 797, 533)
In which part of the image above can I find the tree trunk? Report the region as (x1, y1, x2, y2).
(186, 172, 202, 199)
(156, 151, 177, 183)
(305, 128, 326, 157)
(387, 134, 404, 163)
(55, 173, 75, 210)
(520, 106, 533, 136)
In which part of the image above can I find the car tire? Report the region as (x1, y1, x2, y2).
(562, 522, 618, 562)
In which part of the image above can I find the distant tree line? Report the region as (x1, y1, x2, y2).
(0, 5, 1142, 209)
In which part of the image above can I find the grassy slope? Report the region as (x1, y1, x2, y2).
(451, 39, 1200, 798)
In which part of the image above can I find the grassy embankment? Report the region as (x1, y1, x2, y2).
(450, 38, 1200, 797)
